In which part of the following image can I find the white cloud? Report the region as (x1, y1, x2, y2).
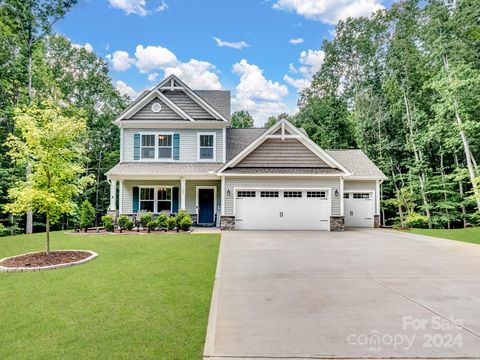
(284, 49, 325, 91)
(134, 45, 178, 73)
(108, 44, 221, 89)
(108, 0, 148, 16)
(115, 80, 140, 99)
(213, 37, 249, 50)
(155, 1, 168, 12)
(73, 42, 93, 52)
(232, 59, 289, 125)
(273, 0, 384, 24)
(164, 59, 221, 90)
(147, 72, 159, 81)
(289, 37, 304, 44)
(108, 50, 135, 71)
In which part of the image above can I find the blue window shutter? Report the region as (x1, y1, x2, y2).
(173, 133, 180, 160)
(172, 187, 179, 213)
(133, 187, 139, 213)
(134, 133, 141, 160)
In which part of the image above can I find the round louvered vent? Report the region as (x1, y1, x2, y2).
(151, 102, 162, 112)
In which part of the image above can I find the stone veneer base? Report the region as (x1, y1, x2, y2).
(220, 216, 235, 230)
(330, 216, 345, 231)
(0, 250, 98, 273)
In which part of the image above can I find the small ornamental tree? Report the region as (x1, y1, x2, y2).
(78, 200, 95, 232)
(4, 102, 94, 253)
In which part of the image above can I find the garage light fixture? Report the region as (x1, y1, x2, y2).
(334, 189, 339, 197)
(227, 189, 231, 196)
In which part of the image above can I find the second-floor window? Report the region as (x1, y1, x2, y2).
(140, 133, 173, 160)
(198, 133, 215, 161)
(158, 134, 172, 159)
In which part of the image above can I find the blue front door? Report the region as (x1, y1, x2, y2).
(198, 189, 214, 224)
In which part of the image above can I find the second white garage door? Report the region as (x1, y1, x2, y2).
(235, 189, 331, 230)
(344, 191, 375, 227)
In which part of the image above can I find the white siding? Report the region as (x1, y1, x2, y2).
(224, 177, 341, 217)
(344, 180, 376, 192)
(122, 128, 223, 163)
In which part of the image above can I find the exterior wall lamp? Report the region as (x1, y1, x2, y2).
(335, 189, 339, 197)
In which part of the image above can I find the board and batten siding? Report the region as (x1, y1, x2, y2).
(122, 128, 223, 163)
(223, 177, 341, 217)
(344, 180, 376, 192)
(121, 180, 220, 215)
(235, 138, 329, 168)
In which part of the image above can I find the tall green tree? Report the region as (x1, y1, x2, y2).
(4, 102, 93, 252)
(231, 110, 254, 128)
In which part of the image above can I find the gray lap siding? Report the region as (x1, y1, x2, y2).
(223, 177, 342, 217)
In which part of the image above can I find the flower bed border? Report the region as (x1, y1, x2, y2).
(0, 250, 98, 273)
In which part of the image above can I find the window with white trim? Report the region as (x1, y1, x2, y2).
(261, 191, 279, 198)
(307, 191, 326, 198)
(284, 191, 302, 198)
(157, 187, 172, 212)
(141, 134, 155, 159)
(199, 134, 215, 160)
(237, 191, 256, 198)
(353, 193, 370, 199)
(158, 134, 172, 159)
(140, 188, 155, 212)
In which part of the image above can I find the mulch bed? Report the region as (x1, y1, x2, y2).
(0, 251, 92, 268)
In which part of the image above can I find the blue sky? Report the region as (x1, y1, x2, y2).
(56, 0, 389, 125)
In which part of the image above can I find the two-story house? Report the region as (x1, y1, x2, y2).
(106, 75, 387, 231)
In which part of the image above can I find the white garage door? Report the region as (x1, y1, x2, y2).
(344, 192, 374, 227)
(235, 189, 330, 230)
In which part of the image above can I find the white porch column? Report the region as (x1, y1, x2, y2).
(375, 180, 380, 215)
(119, 180, 124, 214)
(180, 178, 186, 210)
(339, 177, 344, 216)
(221, 176, 225, 216)
(110, 179, 117, 211)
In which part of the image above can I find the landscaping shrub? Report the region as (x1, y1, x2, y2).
(118, 215, 134, 232)
(166, 216, 176, 230)
(101, 214, 115, 232)
(79, 200, 95, 232)
(178, 215, 192, 231)
(0, 223, 9, 237)
(139, 212, 154, 229)
(156, 212, 168, 229)
(146, 220, 157, 233)
(176, 209, 189, 223)
(405, 212, 429, 228)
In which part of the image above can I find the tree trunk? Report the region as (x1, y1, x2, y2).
(454, 153, 467, 228)
(46, 213, 50, 254)
(442, 54, 480, 213)
(439, 152, 450, 229)
(402, 90, 432, 228)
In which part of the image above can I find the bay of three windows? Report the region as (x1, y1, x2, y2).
(140, 133, 215, 160)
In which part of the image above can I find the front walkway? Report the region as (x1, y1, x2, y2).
(204, 229, 480, 359)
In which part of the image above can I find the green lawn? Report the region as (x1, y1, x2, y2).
(0, 231, 220, 360)
(406, 227, 480, 245)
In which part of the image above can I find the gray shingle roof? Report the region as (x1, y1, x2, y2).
(226, 128, 266, 161)
(194, 90, 231, 121)
(326, 150, 387, 179)
(221, 167, 344, 175)
(106, 162, 222, 177)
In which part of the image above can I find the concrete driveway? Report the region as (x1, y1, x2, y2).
(204, 229, 480, 359)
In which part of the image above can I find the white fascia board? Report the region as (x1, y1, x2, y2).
(107, 174, 219, 181)
(162, 75, 229, 122)
(114, 90, 158, 122)
(217, 173, 351, 177)
(155, 90, 194, 121)
(115, 121, 228, 129)
(345, 176, 388, 181)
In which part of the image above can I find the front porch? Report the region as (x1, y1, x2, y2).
(108, 178, 222, 227)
